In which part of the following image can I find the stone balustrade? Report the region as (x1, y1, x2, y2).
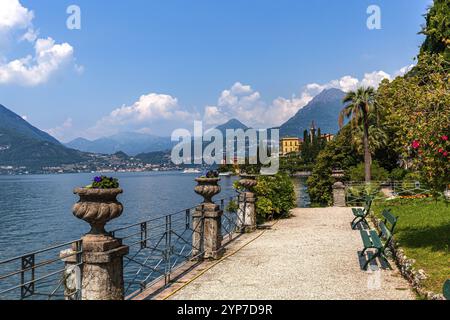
(62, 175, 261, 300)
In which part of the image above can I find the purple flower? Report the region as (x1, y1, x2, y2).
(94, 176, 102, 183)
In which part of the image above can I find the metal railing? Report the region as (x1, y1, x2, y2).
(116, 194, 245, 299)
(0, 194, 246, 300)
(345, 181, 433, 206)
(0, 239, 82, 300)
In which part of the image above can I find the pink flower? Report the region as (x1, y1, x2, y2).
(438, 148, 444, 153)
(442, 136, 449, 141)
(412, 140, 420, 149)
(444, 151, 449, 157)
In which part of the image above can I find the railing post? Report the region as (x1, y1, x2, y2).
(193, 177, 224, 260)
(69, 187, 129, 300)
(332, 182, 346, 207)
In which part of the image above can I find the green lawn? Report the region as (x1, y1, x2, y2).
(372, 198, 450, 295)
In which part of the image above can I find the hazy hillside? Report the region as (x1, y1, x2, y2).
(0, 104, 88, 169)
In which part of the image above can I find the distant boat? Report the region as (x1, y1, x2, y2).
(219, 172, 232, 177)
(183, 168, 202, 174)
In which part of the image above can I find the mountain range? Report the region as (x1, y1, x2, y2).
(0, 88, 346, 168)
(279, 88, 346, 137)
(0, 104, 88, 169)
(66, 132, 174, 156)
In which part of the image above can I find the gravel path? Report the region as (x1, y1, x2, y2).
(170, 207, 414, 300)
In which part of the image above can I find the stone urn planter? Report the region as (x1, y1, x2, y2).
(72, 188, 123, 235)
(238, 174, 258, 191)
(194, 177, 221, 203)
(331, 169, 345, 180)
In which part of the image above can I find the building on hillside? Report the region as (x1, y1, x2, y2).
(280, 137, 302, 155)
(321, 133, 335, 142)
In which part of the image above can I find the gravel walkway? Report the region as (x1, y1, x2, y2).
(170, 207, 414, 300)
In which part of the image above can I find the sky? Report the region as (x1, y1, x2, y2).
(0, 0, 432, 142)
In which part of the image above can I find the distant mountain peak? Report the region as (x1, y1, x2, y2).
(279, 89, 346, 137)
(0, 104, 60, 145)
(0, 104, 87, 168)
(311, 88, 346, 104)
(215, 118, 249, 131)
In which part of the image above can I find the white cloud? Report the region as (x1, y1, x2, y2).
(45, 118, 73, 142)
(20, 28, 39, 43)
(394, 64, 415, 77)
(0, 37, 74, 86)
(0, 0, 78, 86)
(86, 93, 199, 138)
(203, 65, 413, 128)
(0, 0, 33, 32)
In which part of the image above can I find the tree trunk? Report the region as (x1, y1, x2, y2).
(363, 113, 372, 183)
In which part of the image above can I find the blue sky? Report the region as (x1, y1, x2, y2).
(0, 0, 431, 141)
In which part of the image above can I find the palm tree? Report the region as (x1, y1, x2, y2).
(339, 87, 377, 183)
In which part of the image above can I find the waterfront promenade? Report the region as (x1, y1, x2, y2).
(158, 207, 413, 300)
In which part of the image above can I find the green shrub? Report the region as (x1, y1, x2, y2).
(348, 161, 389, 182)
(389, 168, 408, 181)
(253, 173, 296, 219)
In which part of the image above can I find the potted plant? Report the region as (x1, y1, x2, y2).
(238, 173, 258, 191)
(194, 170, 221, 203)
(72, 176, 123, 235)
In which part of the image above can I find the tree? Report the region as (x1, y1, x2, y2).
(339, 87, 377, 183)
(419, 0, 450, 60)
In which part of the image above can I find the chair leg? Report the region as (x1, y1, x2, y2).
(360, 248, 367, 257)
(361, 217, 369, 228)
(352, 217, 360, 229)
(363, 250, 380, 270)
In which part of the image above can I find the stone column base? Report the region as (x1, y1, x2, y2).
(332, 182, 346, 207)
(238, 192, 257, 233)
(194, 203, 224, 260)
(80, 234, 129, 300)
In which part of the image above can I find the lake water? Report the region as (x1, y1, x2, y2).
(0, 172, 310, 261)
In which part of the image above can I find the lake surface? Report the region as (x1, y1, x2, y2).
(0, 172, 310, 260)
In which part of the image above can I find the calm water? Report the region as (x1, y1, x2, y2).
(0, 172, 309, 260)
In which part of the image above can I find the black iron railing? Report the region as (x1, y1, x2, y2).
(0, 194, 246, 300)
(0, 239, 82, 300)
(345, 181, 433, 206)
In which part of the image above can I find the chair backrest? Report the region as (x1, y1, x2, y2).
(382, 209, 398, 234)
(379, 221, 391, 240)
(364, 196, 373, 212)
(444, 279, 450, 300)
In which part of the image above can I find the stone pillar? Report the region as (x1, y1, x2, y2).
(191, 207, 204, 259)
(333, 182, 346, 207)
(202, 203, 224, 259)
(193, 177, 223, 260)
(238, 192, 256, 232)
(237, 175, 258, 233)
(80, 234, 129, 300)
(70, 187, 129, 300)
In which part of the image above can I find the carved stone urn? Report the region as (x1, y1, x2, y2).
(194, 178, 221, 203)
(72, 188, 124, 235)
(331, 169, 345, 180)
(238, 174, 258, 191)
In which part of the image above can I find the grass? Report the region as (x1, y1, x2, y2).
(372, 198, 450, 295)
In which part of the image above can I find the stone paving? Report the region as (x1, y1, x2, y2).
(169, 207, 414, 300)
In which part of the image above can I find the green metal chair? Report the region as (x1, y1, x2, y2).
(360, 209, 398, 270)
(351, 196, 373, 229)
(444, 280, 450, 300)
